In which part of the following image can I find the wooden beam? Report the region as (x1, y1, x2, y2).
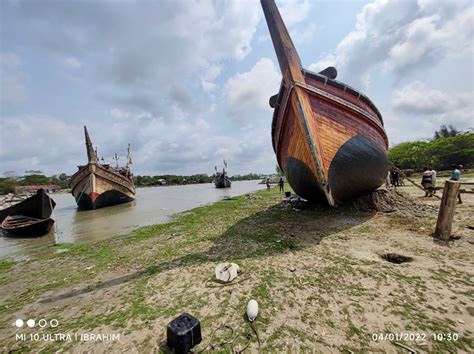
(434, 180, 461, 241)
(404, 176, 441, 200)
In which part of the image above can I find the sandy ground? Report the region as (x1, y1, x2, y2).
(0, 182, 472, 353)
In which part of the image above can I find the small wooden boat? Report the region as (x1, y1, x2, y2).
(1, 215, 54, 236)
(0, 189, 56, 237)
(261, 0, 389, 206)
(0, 189, 55, 223)
(214, 162, 231, 188)
(69, 126, 136, 210)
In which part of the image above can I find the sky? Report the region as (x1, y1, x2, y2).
(1, 0, 473, 177)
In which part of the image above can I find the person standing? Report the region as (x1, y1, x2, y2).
(450, 165, 462, 204)
(385, 170, 392, 189)
(279, 177, 284, 193)
(421, 167, 434, 197)
(266, 178, 271, 190)
(392, 169, 400, 187)
(431, 168, 437, 194)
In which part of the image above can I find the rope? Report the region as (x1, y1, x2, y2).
(204, 274, 251, 288)
(76, 179, 90, 204)
(195, 323, 258, 354)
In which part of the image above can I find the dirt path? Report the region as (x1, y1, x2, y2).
(0, 184, 472, 352)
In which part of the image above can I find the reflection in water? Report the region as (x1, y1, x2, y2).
(0, 181, 265, 259)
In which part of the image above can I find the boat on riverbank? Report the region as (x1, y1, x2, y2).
(0, 189, 55, 236)
(69, 126, 136, 210)
(261, 0, 388, 206)
(214, 161, 231, 188)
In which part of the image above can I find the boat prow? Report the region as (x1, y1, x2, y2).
(261, 0, 388, 205)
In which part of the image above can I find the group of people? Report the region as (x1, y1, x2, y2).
(265, 177, 285, 193)
(421, 165, 463, 203)
(385, 168, 405, 189)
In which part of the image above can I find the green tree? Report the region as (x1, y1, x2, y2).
(434, 125, 460, 139)
(0, 178, 17, 194)
(389, 132, 474, 171)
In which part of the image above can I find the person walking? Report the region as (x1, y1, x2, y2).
(279, 177, 284, 193)
(450, 165, 462, 204)
(421, 167, 434, 197)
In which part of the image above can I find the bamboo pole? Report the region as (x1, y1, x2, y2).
(404, 176, 441, 200)
(434, 180, 461, 241)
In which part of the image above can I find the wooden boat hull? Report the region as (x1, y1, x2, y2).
(0, 189, 55, 223)
(214, 178, 231, 188)
(272, 71, 388, 205)
(1, 215, 54, 237)
(261, 0, 388, 206)
(69, 163, 135, 210)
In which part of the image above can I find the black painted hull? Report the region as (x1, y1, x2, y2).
(284, 135, 388, 204)
(214, 179, 231, 188)
(2, 218, 54, 237)
(76, 190, 134, 210)
(0, 189, 55, 223)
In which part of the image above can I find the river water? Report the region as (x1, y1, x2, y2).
(0, 181, 266, 259)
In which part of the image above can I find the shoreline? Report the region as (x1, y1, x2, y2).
(0, 185, 473, 352)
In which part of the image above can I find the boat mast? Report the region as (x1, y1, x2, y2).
(260, 0, 303, 85)
(126, 144, 132, 169)
(260, 0, 332, 204)
(84, 126, 97, 163)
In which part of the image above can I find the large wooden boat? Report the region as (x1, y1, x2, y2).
(69, 126, 136, 210)
(214, 162, 231, 188)
(0, 189, 55, 237)
(261, 0, 388, 206)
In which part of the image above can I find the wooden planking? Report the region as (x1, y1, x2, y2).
(305, 75, 383, 124)
(70, 164, 135, 205)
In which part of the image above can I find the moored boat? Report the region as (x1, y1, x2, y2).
(1, 215, 55, 236)
(0, 189, 56, 237)
(69, 126, 136, 210)
(261, 0, 388, 206)
(214, 161, 231, 188)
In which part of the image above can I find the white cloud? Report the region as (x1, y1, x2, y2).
(392, 81, 450, 114)
(63, 56, 82, 69)
(279, 0, 312, 27)
(389, 81, 473, 143)
(200, 64, 222, 92)
(224, 58, 280, 117)
(0, 115, 83, 175)
(309, 0, 474, 89)
(0, 53, 28, 110)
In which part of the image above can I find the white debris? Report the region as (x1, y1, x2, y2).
(215, 262, 240, 282)
(247, 299, 259, 322)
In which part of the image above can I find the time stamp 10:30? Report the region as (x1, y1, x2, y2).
(372, 332, 459, 342)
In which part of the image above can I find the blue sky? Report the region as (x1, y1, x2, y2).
(1, 0, 473, 176)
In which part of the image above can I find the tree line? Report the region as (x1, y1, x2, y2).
(388, 127, 473, 171)
(0, 173, 70, 195)
(0, 172, 268, 194)
(134, 173, 265, 187)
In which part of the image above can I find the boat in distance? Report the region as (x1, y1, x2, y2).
(0, 189, 56, 237)
(69, 126, 136, 210)
(261, 0, 388, 206)
(214, 161, 231, 188)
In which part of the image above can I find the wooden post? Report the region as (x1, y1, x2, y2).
(434, 180, 461, 241)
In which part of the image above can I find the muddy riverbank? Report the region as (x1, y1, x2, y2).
(0, 183, 472, 352)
